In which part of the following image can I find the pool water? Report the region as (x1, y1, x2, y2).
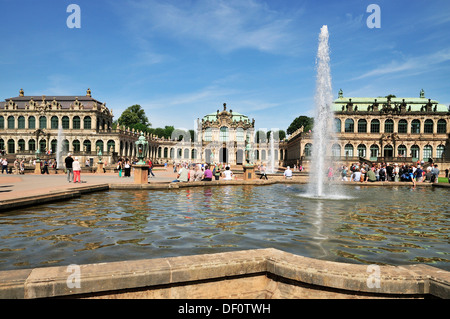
(0, 184, 448, 271)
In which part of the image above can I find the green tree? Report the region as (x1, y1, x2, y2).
(117, 105, 151, 132)
(287, 116, 314, 135)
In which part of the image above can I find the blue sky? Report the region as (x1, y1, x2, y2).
(1, 0, 449, 133)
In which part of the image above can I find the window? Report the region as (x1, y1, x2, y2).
(28, 139, 36, 151)
(304, 143, 312, 157)
(83, 140, 92, 153)
(370, 119, 380, 133)
(370, 145, 379, 159)
(236, 128, 245, 142)
(384, 119, 394, 133)
(398, 120, 407, 134)
(332, 144, 341, 158)
(73, 116, 81, 130)
(18, 116, 25, 129)
(437, 119, 447, 134)
(96, 140, 104, 152)
(18, 139, 25, 152)
(357, 119, 367, 133)
(384, 145, 393, 158)
(334, 119, 341, 133)
(344, 119, 354, 133)
(62, 116, 70, 129)
(39, 139, 46, 152)
(437, 145, 445, 159)
(7, 116, 15, 129)
(410, 145, 420, 160)
(51, 116, 59, 129)
(204, 128, 212, 142)
(423, 145, 432, 161)
(73, 140, 81, 152)
(411, 120, 420, 134)
(7, 139, 15, 153)
(0, 116, 4, 129)
(84, 116, 91, 129)
(344, 144, 354, 157)
(107, 140, 115, 153)
(39, 116, 47, 129)
(357, 144, 366, 157)
(424, 119, 434, 134)
(28, 116, 36, 129)
(398, 145, 407, 157)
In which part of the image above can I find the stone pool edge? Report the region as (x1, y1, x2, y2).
(0, 248, 448, 299)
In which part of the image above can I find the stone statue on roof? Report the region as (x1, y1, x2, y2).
(420, 89, 425, 98)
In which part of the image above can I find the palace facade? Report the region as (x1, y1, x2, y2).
(285, 90, 450, 167)
(1, 90, 281, 167)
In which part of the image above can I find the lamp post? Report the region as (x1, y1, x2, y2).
(133, 133, 149, 184)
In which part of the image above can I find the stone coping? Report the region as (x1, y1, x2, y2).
(0, 249, 448, 299)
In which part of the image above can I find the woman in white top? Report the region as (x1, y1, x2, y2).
(73, 157, 81, 183)
(223, 166, 233, 180)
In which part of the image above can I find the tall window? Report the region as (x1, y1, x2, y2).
(51, 116, 59, 129)
(398, 145, 407, 157)
(370, 119, 380, 133)
(0, 116, 4, 129)
(39, 116, 47, 129)
(357, 144, 366, 157)
(344, 144, 354, 157)
(357, 119, 367, 133)
(304, 143, 312, 157)
(332, 144, 341, 158)
(423, 145, 432, 161)
(437, 145, 445, 159)
(73, 140, 81, 152)
(424, 119, 434, 134)
(204, 128, 212, 142)
(84, 116, 91, 129)
(7, 116, 15, 129)
(384, 119, 394, 133)
(437, 119, 447, 134)
(345, 119, 354, 133)
(28, 139, 36, 151)
(370, 145, 379, 159)
(73, 116, 81, 130)
(334, 119, 341, 133)
(18, 116, 25, 129)
(411, 120, 420, 134)
(28, 116, 36, 129)
(62, 116, 70, 129)
(410, 145, 420, 160)
(398, 120, 407, 134)
(83, 140, 92, 153)
(236, 128, 244, 142)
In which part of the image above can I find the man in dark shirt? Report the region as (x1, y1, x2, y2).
(65, 153, 74, 182)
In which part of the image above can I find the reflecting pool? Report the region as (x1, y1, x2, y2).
(0, 184, 448, 271)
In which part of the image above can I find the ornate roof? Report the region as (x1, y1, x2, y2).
(201, 103, 254, 129)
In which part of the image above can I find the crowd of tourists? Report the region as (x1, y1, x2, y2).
(333, 161, 443, 186)
(171, 162, 235, 182)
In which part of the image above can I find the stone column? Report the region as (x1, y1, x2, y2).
(134, 165, 149, 184)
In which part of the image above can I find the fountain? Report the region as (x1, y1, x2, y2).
(56, 124, 65, 169)
(266, 131, 276, 174)
(305, 25, 341, 198)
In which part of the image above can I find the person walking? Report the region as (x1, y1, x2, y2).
(65, 153, 74, 182)
(73, 157, 81, 183)
(148, 159, 155, 178)
(124, 159, 131, 177)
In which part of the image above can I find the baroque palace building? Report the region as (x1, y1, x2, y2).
(0, 90, 280, 167)
(285, 89, 450, 168)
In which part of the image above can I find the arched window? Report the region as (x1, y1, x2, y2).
(220, 127, 229, 142)
(83, 140, 92, 153)
(304, 143, 312, 157)
(73, 116, 81, 130)
(334, 118, 341, 133)
(370, 119, 380, 133)
(28, 116, 36, 129)
(344, 119, 354, 133)
(384, 119, 394, 133)
(357, 144, 366, 157)
(51, 116, 59, 129)
(422, 145, 432, 162)
(384, 145, 393, 158)
(96, 140, 104, 152)
(18, 116, 25, 129)
(18, 139, 25, 152)
(0, 116, 4, 129)
(39, 116, 47, 129)
(398, 119, 407, 134)
(84, 116, 91, 129)
(39, 139, 46, 152)
(357, 119, 367, 133)
(7, 139, 15, 153)
(184, 149, 189, 159)
(191, 149, 197, 160)
(411, 120, 420, 134)
(7, 116, 15, 129)
(410, 145, 420, 160)
(62, 116, 70, 129)
(344, 144, 354, 157)
(332, 144, 341, 158)
(437, 119, 447, 134)
(398, 145, 407, 157)
(424, 119, 434, 134)
(370, 144, 379, 160)
(73, 140, 81, 152)
(204, 128, 212, 142)
(28, 139, 36, 152)
(107, 140, 115, 153)
(436, 145, 445, 159)
(51, 139, 58, 153)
